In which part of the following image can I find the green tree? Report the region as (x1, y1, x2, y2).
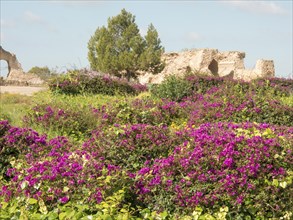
(88, 9, 164, 81)
(28, 66, 56, 81)
(140, 23, 165, 74)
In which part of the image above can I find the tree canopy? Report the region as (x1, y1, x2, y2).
(88, 9, 164, 81)
(28, 66, 57, 81)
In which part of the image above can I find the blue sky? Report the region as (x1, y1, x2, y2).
(1, 0, 292, 78)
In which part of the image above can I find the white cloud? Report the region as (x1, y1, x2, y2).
(185, 32, 203, 42)
(221, 1, 287, 15)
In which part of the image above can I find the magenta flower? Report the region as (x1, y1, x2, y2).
(59, 196, 69, 204)
(223, 157, 234, 168)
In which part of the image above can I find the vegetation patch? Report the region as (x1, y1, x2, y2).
(1, 74, 292, 219)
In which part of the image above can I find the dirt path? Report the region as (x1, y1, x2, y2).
(0, 86, 48, 96)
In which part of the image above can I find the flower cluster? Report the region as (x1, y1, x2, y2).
(134, 122, 293, 216)
(1, 75, 292, 218)
(82, 123, 181, 171)
(23, 104, 98, 140)
(49, 69, 147, 95)
(0, 123, 124, 209)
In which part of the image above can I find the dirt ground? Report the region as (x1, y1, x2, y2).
(0, 86, 47, 96)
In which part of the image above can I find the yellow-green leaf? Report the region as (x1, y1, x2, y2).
(28, 198, 38, 204)
(280, 181, 287, 188)
(1, 201, 8, 209)
(272, 179, 279, 187)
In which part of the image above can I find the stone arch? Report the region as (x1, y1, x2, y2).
(208, 59, 218, 76)
(0, 46, 24, 78)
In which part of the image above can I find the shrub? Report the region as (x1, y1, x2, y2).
(82, 123, 181, 172)
(151, 74, 292, 103)
(150, 75, 192, 101)
(92, 97, 188, 128)
(253, 77, 293, 96)
(184, 90, 293, 127)
(49, 69, 147, 96)
(2, 74, 293, 219)
(23, 104, 98, 141)
(134, 122, 293, 218)
(0, 122, 130, 212)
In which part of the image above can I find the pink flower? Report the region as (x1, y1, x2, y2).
(223, 157, 234, 168)
(59, 196, 69, 203)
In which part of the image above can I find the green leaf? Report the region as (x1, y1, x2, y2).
(105, 175, 112, 184)
(47, 212, 58, 220)
(59, 212, 66, 220)
(0, 201, 8, 209)
(28, 198, 38, 204)
(160, 210, 168, 219)
(272, 179, 279, 187)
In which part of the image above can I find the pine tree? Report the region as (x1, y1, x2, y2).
(140, 23, 165, 74)
(88, 9, 164, 81)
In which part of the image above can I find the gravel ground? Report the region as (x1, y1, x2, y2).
(0, 86, 47, 96)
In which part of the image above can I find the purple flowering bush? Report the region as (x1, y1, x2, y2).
(134, 122, 293, 218)
(82, 123, 182, 172)
(152, 74, 293, 101)
(49, 69, 147, 95)
(182, 86, 293, 127)
(91, 98, 184, 127)
(1, 75, 293, 219)
(0, 121, 48, 180)
(0, 122, 130, 213)
(23, 104, 100, 141)
(252, 77, 293, 96)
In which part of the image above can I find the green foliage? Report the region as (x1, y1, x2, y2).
(23, 103, 98, 141)
(150, 75, 192, 101)
(28, 66, 58, 82)
(0, 190, 136, 220)
(1, 75, 293, 219)
(0, 93, 33, 127)
(139, 23, 165, 74)
(88, 9, 164, 80)
(83, 123, 181, 172)
(279, 96, 293, 107)
(49, 69, 147, 96)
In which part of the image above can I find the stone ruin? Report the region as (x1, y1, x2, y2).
(0, 46, 43, 85)
(138, 48, 275, 84)
(0, 46, 274, 85)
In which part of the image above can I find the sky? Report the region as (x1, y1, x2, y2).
(0, 0, 292, 78)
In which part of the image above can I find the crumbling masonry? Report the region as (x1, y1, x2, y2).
(0, 46, 43, 84)
(138, 48, 275, 84)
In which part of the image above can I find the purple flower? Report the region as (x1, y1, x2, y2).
(223, 157, 234, 168)
(138, 167, 150, 175)
(59, 196, 69, 204)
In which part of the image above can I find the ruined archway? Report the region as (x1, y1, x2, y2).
(0, 46, 25, 79)
(208, 59, 218, 76)
(0, 46, 44, 84)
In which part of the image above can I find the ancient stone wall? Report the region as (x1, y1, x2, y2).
(0, 46, 44, 85)
(138, 48, 275, 84)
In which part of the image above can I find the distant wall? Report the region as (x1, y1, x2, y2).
(138, 48, 275, 84)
